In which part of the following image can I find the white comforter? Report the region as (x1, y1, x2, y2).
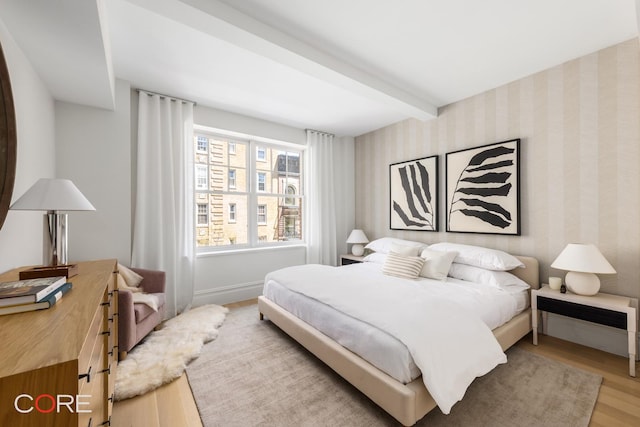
(264, 263, 508, 414)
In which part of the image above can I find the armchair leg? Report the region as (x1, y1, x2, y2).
(119, 351, 128, 361)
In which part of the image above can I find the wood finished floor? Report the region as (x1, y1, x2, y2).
(113, 300, 640, 426)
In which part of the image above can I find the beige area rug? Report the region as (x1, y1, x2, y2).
(115, 304, 228, 401)
(186, 305, 601, 427)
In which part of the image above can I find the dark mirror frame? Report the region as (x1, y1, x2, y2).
(0, 40, 16, 230)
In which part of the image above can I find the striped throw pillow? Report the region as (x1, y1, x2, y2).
(382, 252, 425, 280)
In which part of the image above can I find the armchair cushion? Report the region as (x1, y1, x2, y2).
(133, 293, 165, 322)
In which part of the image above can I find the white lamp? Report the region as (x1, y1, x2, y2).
(10, 178, 95, 266)
(550, 243, 616, 296)
(346, 229, 369, 256)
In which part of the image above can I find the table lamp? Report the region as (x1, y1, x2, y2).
(346, 229, 369, 256)
(10, 178, 95, 267)
(550, 243, 616, 296)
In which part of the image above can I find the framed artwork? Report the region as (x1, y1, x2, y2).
(446, 139, 520, 235)
(389, 155, 439, 231)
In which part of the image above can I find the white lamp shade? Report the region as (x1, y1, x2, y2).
(551, 243, 616, 274)
(346, 229, 369, 244)
(10, 179, 95, 212)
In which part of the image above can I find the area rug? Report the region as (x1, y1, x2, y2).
(114, 304, 228, 401)
(186, 305, 602, 426)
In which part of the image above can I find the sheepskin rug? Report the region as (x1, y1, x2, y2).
(114, 304, 229, 401)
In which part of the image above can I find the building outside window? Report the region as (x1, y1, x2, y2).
(197, 203, 208, 225)
(229, 169, 236, 189)
(195, 165, 208, 190)
(229, 203, 236, 223)
(257, 204, 267, 225)
(196, 135, 208, 153)
(257, 147, 266, 161)
(193, 132, 303, 250)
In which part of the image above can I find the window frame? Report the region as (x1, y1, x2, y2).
(196, 203, 208, 226)
(194, 131, 305, 253)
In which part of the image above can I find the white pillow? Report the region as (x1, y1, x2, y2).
(118, 263, 144, 287)
(448, 263, 530, 291)
(382, 253, 425, 280)
(429, 242, 524, 271)
(365, 237, 425, 254)
(390, 241, 422, 256)
(363, 252, 387, 264)
(419, 249, 457, 280)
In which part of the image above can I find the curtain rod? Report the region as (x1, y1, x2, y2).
(136, 88, 197, 106)
(305, 128, 334, 137)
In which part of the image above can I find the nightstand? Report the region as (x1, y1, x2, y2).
(340, 254, 365, 265)
(532, 285, 638, 377)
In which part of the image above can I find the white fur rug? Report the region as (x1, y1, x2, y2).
(114, 304, 229, 401)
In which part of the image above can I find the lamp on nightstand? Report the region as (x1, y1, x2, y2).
(346, 229, 369, 256)
(551, 243, 616, 296)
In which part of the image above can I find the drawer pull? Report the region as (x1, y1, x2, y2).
(108, 392, 115, 403)
(108, 348, 114, 357)
(108, 316, 114, 323)
(107, 291, 114, 297)
(79, 366, 92, 383)
(101, 329, 111, 336)
(87, 417, 93, 427)
(99, 364, 111, 375)
(99, 416, 111, 426)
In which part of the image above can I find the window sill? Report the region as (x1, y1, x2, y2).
(196, 243, 307, 258)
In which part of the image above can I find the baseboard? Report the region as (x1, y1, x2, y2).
(193, 281, 263, 306)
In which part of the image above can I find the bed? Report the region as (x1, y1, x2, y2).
(258, 252, 539, 426)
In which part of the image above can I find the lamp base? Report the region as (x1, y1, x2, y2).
(19, 264, 78, 280)
(565, 271, 600, 296)
(351, 244, 365, 256)
(44, 212, 68, 266)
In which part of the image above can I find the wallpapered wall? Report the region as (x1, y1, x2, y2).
(355, 38, 640, 300)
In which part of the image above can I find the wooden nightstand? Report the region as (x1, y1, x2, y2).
(340, 254, 365, 265)
(532, 285, 638, 377)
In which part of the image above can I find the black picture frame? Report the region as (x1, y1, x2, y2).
(446, 139, 520, 235)
(389, 155, 439, 231)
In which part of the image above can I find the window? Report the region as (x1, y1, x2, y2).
(196, 136, 208, 153)
(285, 185, 296, 206)
(229, 203, 236, 223)
(257, 147, 266, 161)
(257, 204, 267, 225)
(229, 169, 236, 189)
(196, 203, 208, 225)
(194, 132, 304, 250)
(195, 165, 208, 190)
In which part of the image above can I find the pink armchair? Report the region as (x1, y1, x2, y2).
(118, 267, 166, 360)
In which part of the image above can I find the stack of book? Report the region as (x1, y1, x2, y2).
(0, 276, 72, 315)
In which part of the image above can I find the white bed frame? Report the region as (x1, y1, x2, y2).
(258, 256, 539, 426)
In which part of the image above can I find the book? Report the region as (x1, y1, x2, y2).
(0, 282, 73, 315)
(0, 276, 67, 307)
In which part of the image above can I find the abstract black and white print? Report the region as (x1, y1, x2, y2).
(446, 139, 520, 235)
(389, 155, 439, 231)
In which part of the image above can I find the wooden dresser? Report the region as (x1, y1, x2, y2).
(0, 259, 119, 427)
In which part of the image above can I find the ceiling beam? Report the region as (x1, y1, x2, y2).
(126, 0, 437, 120)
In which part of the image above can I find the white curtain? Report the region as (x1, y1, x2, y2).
(132, 92, 195, 318)
(306, 130, 338, 265)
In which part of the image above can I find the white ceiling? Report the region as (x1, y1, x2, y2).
(0, 0, 638, 137)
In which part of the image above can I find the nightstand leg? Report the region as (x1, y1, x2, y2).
(628, 330, 636, 377)
(532, 306, 538, 346)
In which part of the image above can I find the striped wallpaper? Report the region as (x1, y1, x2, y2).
(355, 38, 640, 300)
